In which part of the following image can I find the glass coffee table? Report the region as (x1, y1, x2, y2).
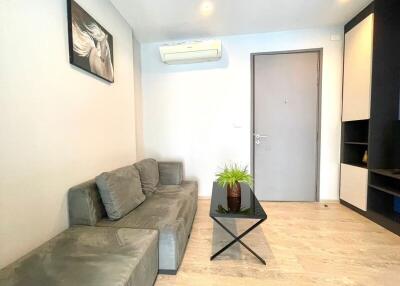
(210, 182, 267, 265)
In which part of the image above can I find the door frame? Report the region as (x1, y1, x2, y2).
(250, 49, 323, 202)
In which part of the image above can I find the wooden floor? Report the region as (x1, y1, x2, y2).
(155, 200, 400, 286)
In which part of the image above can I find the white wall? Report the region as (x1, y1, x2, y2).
(133, 34, 145, 160)
(141, 28, 344, 200)
(0, 0, 136, 268)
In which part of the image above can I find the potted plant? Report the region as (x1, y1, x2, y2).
(216, 164, 253, 199)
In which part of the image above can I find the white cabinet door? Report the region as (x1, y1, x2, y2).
(340, 164, 368, 211)
(342, 14, 374, 122)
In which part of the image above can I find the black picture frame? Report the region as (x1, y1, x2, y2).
(67, 0, 114, 83)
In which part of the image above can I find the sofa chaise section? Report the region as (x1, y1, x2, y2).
(97, 180, 198, 272)
(0, 226, 158, 286)
(68, 161, 198, 274)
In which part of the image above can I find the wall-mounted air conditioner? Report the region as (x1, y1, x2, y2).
(159, 40, 222, 64)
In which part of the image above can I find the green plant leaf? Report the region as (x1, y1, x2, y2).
(215, 163, 253, 188)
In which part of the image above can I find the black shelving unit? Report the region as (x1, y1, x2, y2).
(340, 0, 400, 236)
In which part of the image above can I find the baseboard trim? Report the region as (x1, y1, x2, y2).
(319, 200, 340, 203)
(158, 269, 177, 275)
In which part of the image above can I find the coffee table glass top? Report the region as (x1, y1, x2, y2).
(210, 182, 267, 219)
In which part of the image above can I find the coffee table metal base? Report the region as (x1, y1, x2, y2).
(210, 217, 267, 265)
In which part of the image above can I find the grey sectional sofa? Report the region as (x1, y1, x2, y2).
(0, 159, 198, 285)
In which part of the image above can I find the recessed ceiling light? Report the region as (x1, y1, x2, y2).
(200, 1, 214, 16)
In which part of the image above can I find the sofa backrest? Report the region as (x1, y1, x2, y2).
(68, 179, 106, 226)
(67, 160, 184, 226)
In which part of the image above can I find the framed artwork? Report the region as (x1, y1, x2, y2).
(67, 0, 114, 83)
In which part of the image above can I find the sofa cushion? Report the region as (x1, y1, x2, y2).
(96, 166, 145, 220)
(97, 181, 198, 271)
(134, 159, 159, 196)
(158, 162, 183, 185)
(0, 227, 159, 286)
(157, 181, 198, 234)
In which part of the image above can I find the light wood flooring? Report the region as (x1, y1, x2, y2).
(155, 200, 400, 286)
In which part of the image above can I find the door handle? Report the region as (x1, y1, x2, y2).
(254, 134, 268, 139)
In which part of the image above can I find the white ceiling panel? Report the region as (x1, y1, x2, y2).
(111, 0, 372, 42)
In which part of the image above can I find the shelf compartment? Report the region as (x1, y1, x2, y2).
(369, 171, 400, 199)
(368, 188, 400, 225)
(370, 169, 400, 180)
(342, 120, 369, 143)
(369, 184, 400, 197)
(370, 170, 400, 190)
(342, 143, 368, 168)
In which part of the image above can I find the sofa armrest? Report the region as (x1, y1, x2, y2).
(158, 162, 184, 185)
(68, 180, 106, 226)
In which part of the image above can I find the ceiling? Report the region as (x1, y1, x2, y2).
(111, 0, 372, 43)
